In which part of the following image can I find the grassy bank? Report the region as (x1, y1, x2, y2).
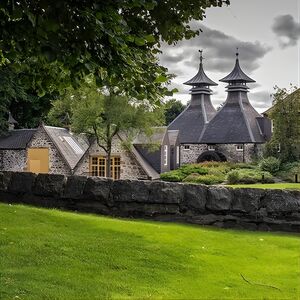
(0, 203, 299, 299)
(227, 183, 300, 190)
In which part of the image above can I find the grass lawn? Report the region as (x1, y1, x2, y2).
(226, 183, 300, 190)
(0, 203, 299, 299)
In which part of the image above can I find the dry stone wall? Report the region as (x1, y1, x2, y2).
(0, 171, 299, 233)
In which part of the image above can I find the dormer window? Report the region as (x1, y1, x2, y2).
(208, 145, 215, 151)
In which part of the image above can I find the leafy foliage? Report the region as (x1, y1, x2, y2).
(163, 98, 185, 125)
(51, 76, 164, 177)
(227, 169, 274, 184)
(259, 156, 281, 174)
(265, 86, 300, 162)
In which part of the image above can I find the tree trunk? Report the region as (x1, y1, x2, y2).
(106, 148, 111, 178)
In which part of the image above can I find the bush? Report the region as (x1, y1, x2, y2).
(179, 164, 209, 176)
(183, 173, 224, 185)
(160, 170, 185, 182)
(277, 161, 300, 182)
(259, 157, 281, 174)
(227, 170, 239, 184)
(227, 168, 274, 184)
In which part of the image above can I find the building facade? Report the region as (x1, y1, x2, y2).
(169, 50, 271, 164)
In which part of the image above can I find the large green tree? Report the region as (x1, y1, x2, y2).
(49, 77, 164, 177)
(0, 0, 229, 131)
(265, 86, 300, 162)
(163, 98, 185, 125)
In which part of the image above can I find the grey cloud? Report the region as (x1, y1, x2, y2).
(272, 14, 300, 48)
(249, 91, 272, 109)
(159, 24, 271, 75)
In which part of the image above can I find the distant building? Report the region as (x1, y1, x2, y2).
(169, 50, 272, 163)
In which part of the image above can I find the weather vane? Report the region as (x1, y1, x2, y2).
(199, 49, 203, 63)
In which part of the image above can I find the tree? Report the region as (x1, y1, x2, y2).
(50, 77, 164, 177)
(164, 98, 185, 125)
(265, 85, 300, 162)
(0, 0, 229, 131)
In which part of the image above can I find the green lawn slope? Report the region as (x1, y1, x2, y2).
(0, 203, 299, 299)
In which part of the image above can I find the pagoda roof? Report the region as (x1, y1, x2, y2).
(184, 50, 217, 87)
(220, 54, 255, 83)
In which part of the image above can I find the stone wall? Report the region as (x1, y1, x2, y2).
(75, 137, 148, 180)
(0, 171, 299, 233)
(180, 143, 264, 164)
(0, 150, 27, 171)
(180, 144, 207, 164)
(29, 127, 71, 175)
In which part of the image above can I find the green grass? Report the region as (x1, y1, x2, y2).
(0, 203, 299, 299)
(227, 183, 300, 190)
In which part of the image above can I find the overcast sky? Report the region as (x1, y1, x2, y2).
(159, 0, 300, 112)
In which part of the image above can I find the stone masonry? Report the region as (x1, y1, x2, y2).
(0, 150, 27, 171)
(0, 171, 299, 233)
(29, 127, 71, 175)
(75, 137, 148, 180)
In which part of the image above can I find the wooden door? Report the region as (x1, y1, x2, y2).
(27, 148, 49, 174)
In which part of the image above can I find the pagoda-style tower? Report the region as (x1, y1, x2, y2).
(168, 50, 217, 143)
(201, 51, 267, 144)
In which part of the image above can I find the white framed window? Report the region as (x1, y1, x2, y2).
(176, 146, 180, 164)
(183, 145, 190, 150)
(236, 145, 244, 151)
(208, 145, 215, 151)
(164, 145, 168, 166)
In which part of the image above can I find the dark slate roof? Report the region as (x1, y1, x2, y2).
(0, 129, 37, 149)
(44, 125, 89, 170)
(168, 94, 216, 143)
(200, 92, 266, 144)
(117, 133, 160, 179)
(220, 57, 255, 83)
(184, 60, 217, 87)
(133, 127, 168, 145)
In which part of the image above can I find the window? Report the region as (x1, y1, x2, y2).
(183, 145, 190, 150)
(164, 145, 168, 166)
(236, 145, 244, 151)
(208, 145, 215, 151)
(63, 136, 84, 154)
(176, 146, 180, 164)
(89, 156, 121, 179)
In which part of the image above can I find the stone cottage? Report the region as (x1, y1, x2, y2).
(169, 50, 272, 164)
(0, 121, 174, 180)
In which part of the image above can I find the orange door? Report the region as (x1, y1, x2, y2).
(27, 148, 49, 174)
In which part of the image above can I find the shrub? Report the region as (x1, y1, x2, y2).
(180, 164, 209, 176)
(259, 157, 281, 174)
(227, 168, 274, 184)
(227, 170, 239, 184)
(160, 170, 185, 182)
(277, 161, 300, 182)
(183, 173, 224, 185)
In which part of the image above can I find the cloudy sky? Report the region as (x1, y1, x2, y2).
(159, 0, 300, 112)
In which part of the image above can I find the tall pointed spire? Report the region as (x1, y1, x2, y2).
(220, 48, 255, 84)
(184, 50, 218, 87)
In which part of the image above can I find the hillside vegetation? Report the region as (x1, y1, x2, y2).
(0, 203, 299, 299)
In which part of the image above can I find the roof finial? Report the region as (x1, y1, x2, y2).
(199, 49, 203, 64)
(236, 47, 239, 59)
